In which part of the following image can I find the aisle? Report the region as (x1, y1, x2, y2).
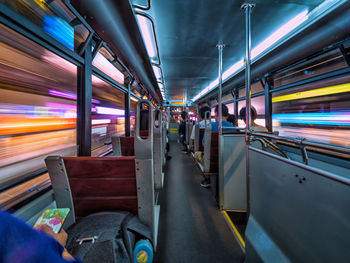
(154, 142, 244, 263)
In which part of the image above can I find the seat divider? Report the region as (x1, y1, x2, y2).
(45, 156, 76, 228)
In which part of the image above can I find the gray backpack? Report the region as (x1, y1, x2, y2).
(66, 211, 153, 263)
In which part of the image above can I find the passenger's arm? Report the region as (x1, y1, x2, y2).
(38, 225, 74, 260)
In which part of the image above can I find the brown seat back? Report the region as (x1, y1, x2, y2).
(140, 130, 149, 139)
(210, 132, 219, 173)
(62, 156, 138, 219)
(119, 136, 135, 156)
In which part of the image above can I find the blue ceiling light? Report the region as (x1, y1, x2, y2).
(136, 15, 157, 59)
(136, 14, 167, 100)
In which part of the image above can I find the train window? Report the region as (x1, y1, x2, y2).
(91, 75, 125, 156)
(226, 103, 234, 115)
(0, 23, 77, 187)
(222, 94, 233, 103)
(238, 81, 264, 98)
(237, 96, 266, 128)
(272, 48, 348, 88)
(92, 47, 125, 85)
(272, 75, 350, 147)
(1, 0, 89, 52)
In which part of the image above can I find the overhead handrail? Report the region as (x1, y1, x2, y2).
(250, 132, 350, 159)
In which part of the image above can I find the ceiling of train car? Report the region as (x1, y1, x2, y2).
(132, 0, 325, 101)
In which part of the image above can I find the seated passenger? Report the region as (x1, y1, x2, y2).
(190, 106, 211, 141)
(227, 114, 236, 126)
(178, 111, 188, 151)
(0, 210, 79, 263)
(239, 106, 268, 132)
(202, 104, 238, 144)
(211, 104, 238, 133)
(200, 104, 238, 188)
(190, 106, 211, 153)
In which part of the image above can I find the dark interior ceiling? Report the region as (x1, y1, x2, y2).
(132, 0, 324, 101)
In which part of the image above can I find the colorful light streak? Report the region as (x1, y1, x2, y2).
(272, 82, 350, 103)
(95, 106, 124, 116)
(273, 112, 350, 126)
(43, 16, 74, 51)
(49, 89, 100, 104)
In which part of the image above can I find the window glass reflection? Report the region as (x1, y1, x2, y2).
(0, 24, 77, 186)
(91, 76, 125, 156)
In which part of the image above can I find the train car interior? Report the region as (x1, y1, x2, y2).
(1, 0, 350, 262)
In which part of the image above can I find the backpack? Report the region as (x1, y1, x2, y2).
(65, 211, 153, 263)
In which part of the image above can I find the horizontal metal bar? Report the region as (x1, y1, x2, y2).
(249, 146, 350, 186)
(250, 132, 350, 156)
(92, 67, 128, 93)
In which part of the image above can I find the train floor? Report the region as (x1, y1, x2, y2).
(154, 142, 244, 263)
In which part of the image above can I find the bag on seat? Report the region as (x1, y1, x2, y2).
(66, 211, 153, 263)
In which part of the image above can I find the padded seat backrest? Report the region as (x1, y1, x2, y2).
(140, 130, 149, 139)
(62, 157, 138, 219)
(119, 136, 135, 156)
(210, 132, 219, 173)
(210, 131, 245, 173)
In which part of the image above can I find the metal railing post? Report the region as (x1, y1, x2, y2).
(242, 2, 255, 214)
(217, 43, 225, 135)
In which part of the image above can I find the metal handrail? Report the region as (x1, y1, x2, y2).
(252, 137, 289, 159)
(250, 132, 350, 157)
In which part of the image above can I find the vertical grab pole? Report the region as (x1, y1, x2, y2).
(125, 78, 134, 137)
(216, 43, 225, 136)
(242, 2, 254, 214)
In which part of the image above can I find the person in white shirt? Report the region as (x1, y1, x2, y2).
(190, 106, 211, 141)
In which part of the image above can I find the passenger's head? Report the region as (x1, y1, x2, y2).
(227, 114, 236, 125)
(239, 106, 257, 123)
(181, 111, 187, 121)
(199, 106, 211, 120)
(215, 104, 229, 120)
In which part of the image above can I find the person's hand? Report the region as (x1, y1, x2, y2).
(37, 224, 68, 247)
(37, 225, 74, 260)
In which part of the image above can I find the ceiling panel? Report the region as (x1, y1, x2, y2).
(138, 0, 324, 100)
